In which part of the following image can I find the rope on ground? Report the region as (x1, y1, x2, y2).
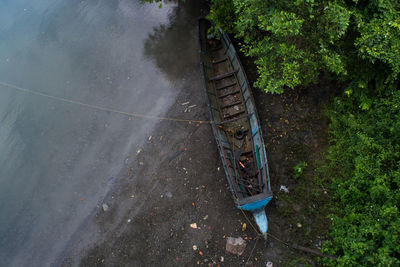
(0, 81, 214, 124)
(2, 81, 338, 260)
(239, 208, 337, 260)
(245, 236, 259, 265)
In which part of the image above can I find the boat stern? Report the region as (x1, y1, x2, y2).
(252, 209, 268, 239)
(237, 194, 272, 238)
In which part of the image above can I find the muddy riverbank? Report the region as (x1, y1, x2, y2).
(64, 3, 339, 267)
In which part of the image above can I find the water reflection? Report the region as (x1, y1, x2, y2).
(0, 0, 183, 266)
(144, 0, 208, 81)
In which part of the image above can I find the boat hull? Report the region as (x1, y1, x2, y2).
(198, 18, 273, 237)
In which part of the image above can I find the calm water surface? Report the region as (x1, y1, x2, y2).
(0, 0, 194, 265)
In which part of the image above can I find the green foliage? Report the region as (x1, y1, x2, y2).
(354, 2, 400, 78)
(206, 0, 236, 33)
(321, 84, 400, 266)
(209, 0, 400, 94)
(209, 0, 350, 93)
(293, 161, 308, 179)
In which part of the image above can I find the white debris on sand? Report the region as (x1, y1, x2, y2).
(280, 185, 289, 193)
(102, 203, 109, 212)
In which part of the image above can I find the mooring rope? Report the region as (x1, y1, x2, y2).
(0, 81, 214, 124)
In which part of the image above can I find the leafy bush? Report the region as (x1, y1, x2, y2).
(293, 161, 307, 179)
(321, 84, 400, 266)
(208, 0, 400, 94)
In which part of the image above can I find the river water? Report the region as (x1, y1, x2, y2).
(0, 0, 202, 265)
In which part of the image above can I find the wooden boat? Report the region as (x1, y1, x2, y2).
(198, 18, 273, 238)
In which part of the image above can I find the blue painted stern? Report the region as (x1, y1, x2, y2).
(238, 196, 273, 238)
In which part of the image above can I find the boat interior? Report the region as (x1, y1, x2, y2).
(199, 19, 271, 201)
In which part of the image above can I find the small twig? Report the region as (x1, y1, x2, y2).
(246, 237, 259, 265)
(267, 232, 337, 260)
(239, 209, 338, 260)
(291, 244, 338, 260)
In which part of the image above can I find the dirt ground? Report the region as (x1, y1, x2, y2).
(67, 66, 337, 267)
(62, 6, 340, 267)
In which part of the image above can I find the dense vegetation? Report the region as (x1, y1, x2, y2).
(209, 0, 400, 265)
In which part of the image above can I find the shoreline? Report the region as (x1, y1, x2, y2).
(64, 4, 335, 266)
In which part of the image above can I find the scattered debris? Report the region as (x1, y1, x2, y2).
(280, 185, 289, 193)
(190, 223, 198, 229)
(184, 104, 197, 113)
(102, 203, 109, 212)
(226, 237, 246, 256)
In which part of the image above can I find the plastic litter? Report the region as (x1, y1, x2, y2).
(280, 185, 289, 193)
